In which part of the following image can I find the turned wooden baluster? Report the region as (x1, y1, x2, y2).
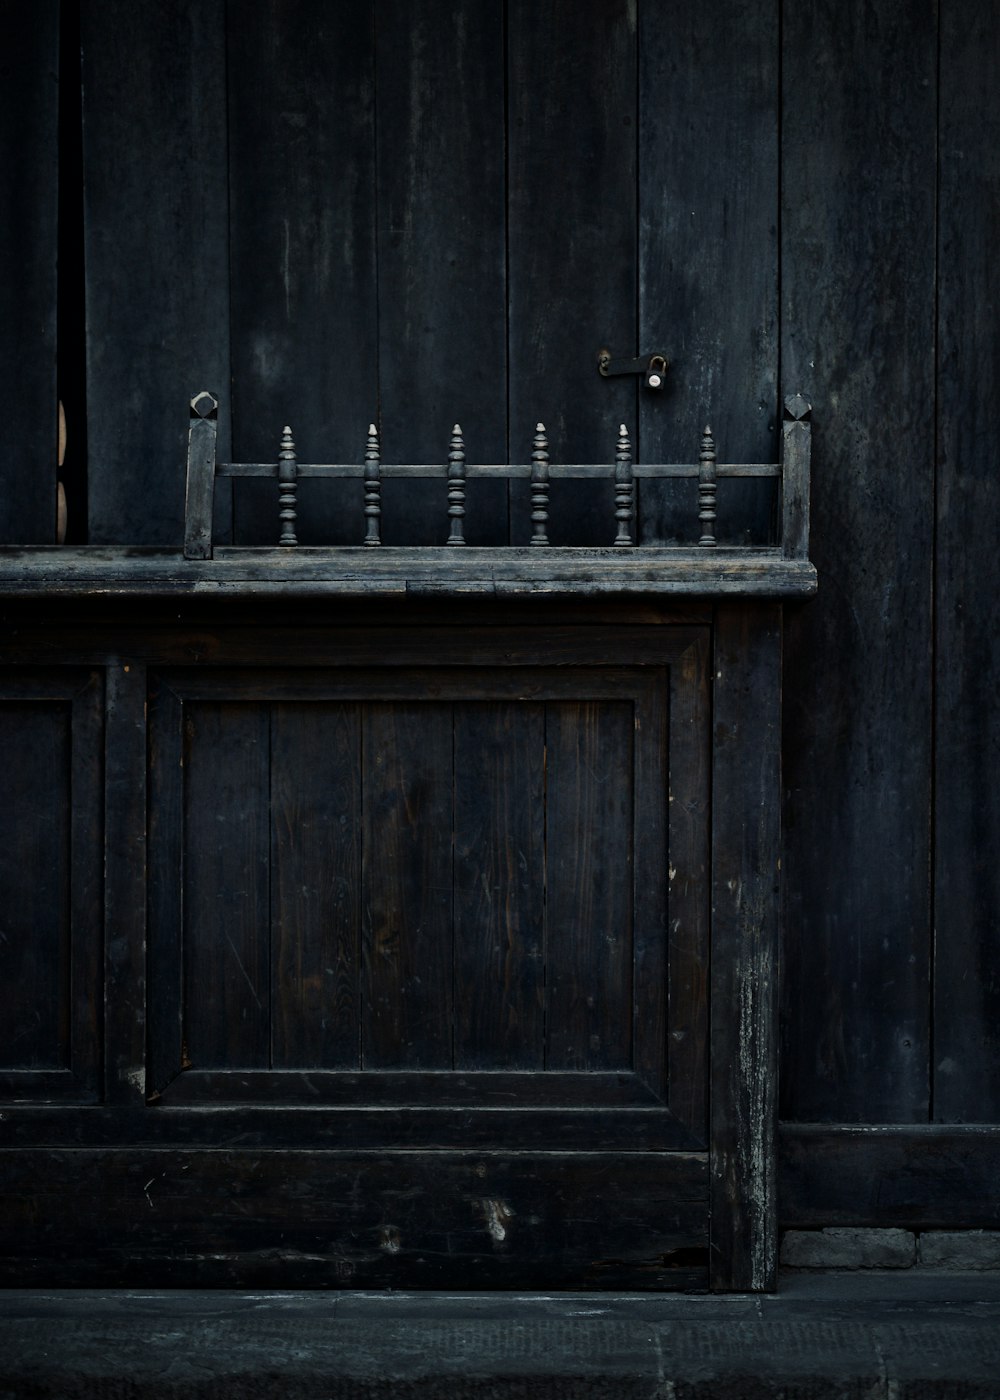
(364, 421, 382, 547)
(530, 422, 550, 546)
(698, 423, 717, 548)
(613, 422, 634, 547)
(446, 423, 466, 545)
(278, 424, 298, 547)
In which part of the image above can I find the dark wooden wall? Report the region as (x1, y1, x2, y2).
(2, 0, 998, 1214)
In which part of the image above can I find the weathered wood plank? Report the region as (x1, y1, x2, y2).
(228, 0, 377, 546)
(104, 662, 147, 1105)
(0, 700, 70, 1072)
(933, 0, 1000, 1123)
(375, 0, 507, 545)
(710, 603, 781, 1290)
(453, 702, 545, 1069)
(271, 704, 362, 1069)
(183, 702, 270, 1069)
(507, 1, 637, 545)
(780, 0, 936, 1122)
(81, 0, 229, 544)
(0, 1149, 708, 1290)
(545, 701, 633, 1070)
(638, 0, 778, 546)
(362, 704, 454, 1067)
(779, 1125, 1000, 1229)
(665, 633, 711, 1137)
(0, 1, 59, 543)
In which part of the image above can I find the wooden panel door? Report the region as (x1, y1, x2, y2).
(139, 625, 710, 1287)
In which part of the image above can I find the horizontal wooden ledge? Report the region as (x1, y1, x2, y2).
(0, 548, 818, 599)
(217, 460, 782, 479)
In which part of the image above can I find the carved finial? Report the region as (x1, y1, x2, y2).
(530, 421, 550, 547)
(363, 420, 382, 547)
(190, 390, 218, 420)
(613, 422, 634, 547)
(278, 424, 298, 547)
(784, 393, 812, 421)
(446, 423, 466, 546)
(698, 423, 717, 548)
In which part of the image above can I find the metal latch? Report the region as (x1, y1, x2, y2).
(597, 349, 670, 390)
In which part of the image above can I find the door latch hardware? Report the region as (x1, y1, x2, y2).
(598, 349, 670, 390)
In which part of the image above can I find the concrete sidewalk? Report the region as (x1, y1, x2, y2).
(2, 1272, 999, 1397)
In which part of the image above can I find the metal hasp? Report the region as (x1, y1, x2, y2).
(597, 348, 670, 389)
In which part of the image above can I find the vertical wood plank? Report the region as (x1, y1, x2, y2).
(69, 674, 104, 1094)
(632, 681, 670, 1102)
(183, 703, 270, 1069)
(362, 704, 453, 1068)
(229, 0, 378, 545)
(0, 1, 59, 542)
(780, 0, 936, 1122)
(271, 704, 362, 1069)
(0, 703, 70, 1069)
(507, 1, 637, 545)
(933, 0, 1000, 1121)
(666, 635, 711, 1136)
(104, 663, 147, 1105)
(545, 701, 633, 1071)
(453, 702, 545, 1070)
(710, 603, 781, 1291)
(82, 0, 229, 544)
(375, 0, 507, 544)
(638, 0, 778, 545)
(147, 676, 185, 1096)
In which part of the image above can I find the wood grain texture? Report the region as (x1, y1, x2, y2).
(780, 0, 936, 1123)
(710, 603, 781, 1291)
(229, 0, 377, 546)
(545, 701, 633, 1071)
(933, 0, 1000, 1123)
(638, 0, 778, 546)
(453, 702, 545, 1069)
(666, 634, 711, 1136)
(0, 1149, 708, 1290)
(104, 663, 147, 1105)
(507, 0, 637, 545)
(375, 0, 506, 545)
(81, 0, 230, 544)
(0, 700, 70, 1073)
(270, 704, 362, 1069)
(0, 0, 59, 543)
(362, 704, 454, 1067)
(183, 703, 270, 1069)
(779, 1125, 1000, 1229)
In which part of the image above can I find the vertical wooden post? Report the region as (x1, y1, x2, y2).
(613, 422, 634, 547)
(781, 393, 812, 559)
(363, 421, 382, 546)
(104, 660, 148, 1105)
(183, 391, 218, 559)
(530, 422, 550, 546)
(698, 424, 717, 547)
(277, 425, 298, 546)
(710, 602, 781, 1290)
(446, 423, 466, 545)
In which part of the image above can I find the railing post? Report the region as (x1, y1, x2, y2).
(530, 422, 550, 547)
(184, 391, 218, 560)
(277, 425, 298, 547)
(363, 422, 382, 546)
(698, 424, 717, 548)
(446, 424, 466, 546)
(613, 422, 634, 547)
(781, 394, 812, 559)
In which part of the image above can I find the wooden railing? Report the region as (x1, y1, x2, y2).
(184, 390, 812, 562)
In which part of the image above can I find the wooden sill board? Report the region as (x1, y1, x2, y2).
(0, 547, 817, 599)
